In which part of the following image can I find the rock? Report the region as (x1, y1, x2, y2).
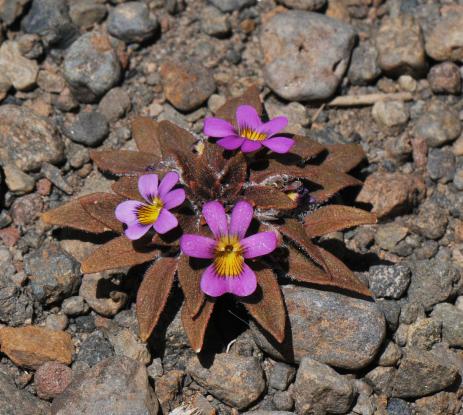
(431, 303, 463, 348)
(277, 0, 325, 11)
(21, 0, 78, 48)
(425, 14, 463, 62)
(372, 100, 409, 132)
(374, 223, 408, 252)
(0, 105, 64, 171)
(0, 326, 73, 369)
(293, 357, 355, 415)
(69, 0, 107, 29)
(269, 362, 296, 391)
(375, 15, 426, 76)
(391, 350, 458, 398)
(37, 69, 66, 93)
(98, 87, 131, 122)
(187, 353, 266, 410)
(427, 148, 456, 182)
(0, 41, 38, 91)
(377, 299, 401, 332)
(347, 41, 381, 86)
(62, 296, 89, 316)
(17, 33, 43, 59)
(11, 193, 43, 226)
(45, 314, 69, 331)
(428, 62, 461, 95)
(24, 243, 81, 305)
(79, 273, 127, 317)
(453, 135, 463, 156)
(41, 162, 73, 195)
(0, 279, 33, 327)
(273, 391, 294, 411)
(356, 172, 425, 219)
(410, 201, 449, 239)
(63, 31, 122, 103)
(387, 398, 411, 415)
(200, 6, 231, 38)
(454, 168, 463, 190)
(378, 340, 401, 366)
(160, 60, 216, 112)
(251, 285, 385, 369)
(154, 370, 183, 413)
(407, 258, 460, 311)
(2, 162, 35, 194)
(66, 111, 109, 147)
(35, 361, 73, 400)
(107, 328, 151, 365)
(51, 356, 159, 415)
(398, 74, 417, 92)
(415, 392, 462, 415)
(260, 11, 355, 101)
(0, 371, 50, 414)
(75, 331, 114, 367)
(0, 0, 30, 26)
(408, 318, 441, 350)
(265, 98, 309, 134)
(208, 0, 255, 12)
(367, 264, 410, 299)
(107, 2, 159, 43)
(364, 366, 396, 395)
(414, 106, 461, 147)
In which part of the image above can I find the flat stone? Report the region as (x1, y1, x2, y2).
(374, 223, 408, 252)
(98, 87, 131, 122)
(431, 303, 463, 348)
(269, 362, 296, 391)
(347, 41, 381, 86)
(200, 6, 231, 38)
(2, 162, 35, 194)
(0, 41, 38, 91)
(427, 148, 456, 182)
(0, 325, 73, 369)
(414, 106, 461, 147)
(293, 357, 355, 414)
(277, 0, 325, 11)
(367, 264, 410, 299)
(425, 14, 463, 62)
(108, 328, 151, 365)
(35, 361, 73, 399)
(364, 366, 396, 395)
(51, 356, 159, 415)
(260, 11, 355, 101)
(415, 392, 462, 415)
(372, 100, 409, 132)
(208, 0, 255, 12)
(187, 353, 266, 410)
(69, 0, 107, 29)
(428, 62, 461, 95)
(0, 105, 64, 171)
(378, 340, 402, 367)
(65, 111, 109, 147)
(250, 285, 385, 369)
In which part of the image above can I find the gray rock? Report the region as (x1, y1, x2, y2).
(69, 0, 107, 29)
(414, 107, 461, 147)
(107, 328, 151, 365)
(454, 168, 463, 191)
(11, 193, 43, 226)
(45, 314, 69, 331)
(260, 11, 356, 101)
(365, 366, 396, 395)
(269, 362, 296, 391)
(21, 0, 78, 48)
(374, 223, 408, 252)
(277, 0, 325, 11)
(0, 105, 64, 172)
(400, 302, 425, 325)
(0, 281, 34, 326)
(427, 148, 456, 182)
(347, 42, 381, 86)
(62, 296, 88, 316)
(187, 353, 266, 410)
(98, 87, 131, 122)
(66, 111, 109, 147)
(425, 14, 463, 62)
(107, 2, 159, 43)
(0, 371, 50, 414)
(41, 162, 73, 195)
(0, 0, 30, 26)
(24, 243, 81, 305)
(208, 0, 255, 12)
(200, 6, 231, 38)
(387, 398, 412, 415)
(431, 303, 463, 348)
(250, 285, 385, 369)
(272, 391, 294, 411)
(76, 331, 114, 367)
(378, 340, 402, 367)
(368, 264, 410, 299)
(376, 298, 401, 332)
(410, 201, 449, 240)
(293, 357, 355, 415)
(375, 15, 426, 76)
(407, 258, 460, 311)
(63, 31, 122, 103)
(428, 62, 461, 95)
(52, 356, 159, 415)
(407, 318, 441, 350)
(372, 100, 409, 132)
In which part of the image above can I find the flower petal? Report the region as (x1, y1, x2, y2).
(226, 264, 257, 297)
(262, 137, 295, 154)
(258, 116, 288, 136)
(115, 200, 143, 224)
(163, 188, 185, 210)
(217, 136, 244, 150)
(138, 174, 159, 203)
(125, 222, 151, 240)
(153, 209, 178, 234)
(158, 172, 180, 198)
(202, 201, 228, 238)
(241, 140, 262, 153)
(203, 117, 236, 138)
(242, 231, 277, 258)
(180, 234, 216, 259)
(200, 264, 229, 297)
(229, 200, 253, 239)
(236, 105, 261, 131)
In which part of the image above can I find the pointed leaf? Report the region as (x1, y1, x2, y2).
(41, 199, 108, 233)
(242, 268, 286, 343)
(181, 299, 215, 353)
(290, 135, 326, 161)
(285, 245, 330, 284)
(202, 141, 228, 172)
(111, 176, 143, 201)
(244, 186, 297, 211)
(215, 85, 262, 122)
(220, 152, 247, 202)
(81, 236, 159, 273)
(79, 193, 125, 233)
(158, 120, 197, 158)
(304, 205, 377, 238)
(177, 253, 205, 317)
(323, 143, 365, 173)
(137, 257, 177, 341)
(132, 117, 162, 155)
(90, 150, 159, 175)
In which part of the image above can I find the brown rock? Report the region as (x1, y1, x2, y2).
(425, 14, 463, 62)
(356, 172, 425, 218)
(35, 361, 73, 400)
(428, 62, 461, 95)
(160, 60, 216, 112)
(155, 370, 184, 413)
(0, 326, 73, 369)
(415, 392, 462, 415)
(11, 193, 43, 226)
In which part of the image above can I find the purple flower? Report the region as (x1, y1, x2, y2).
(203, 104, 294, 154)
(180, 200, 277, 297)
(115, 172, 185, 240)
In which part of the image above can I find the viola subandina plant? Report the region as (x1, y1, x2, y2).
(42, 86, 377, 353)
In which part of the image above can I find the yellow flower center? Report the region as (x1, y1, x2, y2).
(137, 197, 163, 225)
(214, 235, 244, 277)
(239, 127, 267, 142)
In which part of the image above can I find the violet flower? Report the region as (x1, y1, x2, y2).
(203, 104, 294, 154)
(115, 172, 185, 240)
(180, 200, 277, 297)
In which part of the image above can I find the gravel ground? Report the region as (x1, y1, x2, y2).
(0, 0, 463, 414)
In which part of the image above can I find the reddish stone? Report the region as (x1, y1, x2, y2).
(11, 193, 43, 226)
(35, 361, 72, 400)
(36, 178, 52, 196)
(0, 226, 20, 247)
